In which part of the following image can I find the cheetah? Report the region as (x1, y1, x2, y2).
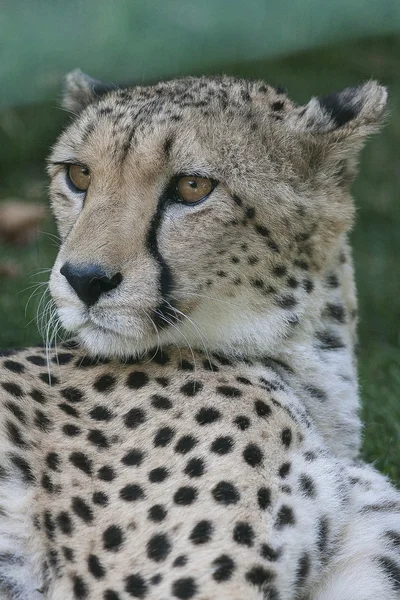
(0, 71, 399, 600)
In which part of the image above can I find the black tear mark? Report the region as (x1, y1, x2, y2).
(146, 195, 175, 329)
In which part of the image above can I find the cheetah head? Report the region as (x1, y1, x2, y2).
(49, 71, 386, 358)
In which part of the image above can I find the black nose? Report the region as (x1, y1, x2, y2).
(60, 263, 123, 307)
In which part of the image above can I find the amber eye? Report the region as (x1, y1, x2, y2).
(175, 176, 216, 204)
(67, 164, 91, 192)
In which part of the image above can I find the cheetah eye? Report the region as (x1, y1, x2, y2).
(67, 164, 91, 193)
(175, 176, 217, 204)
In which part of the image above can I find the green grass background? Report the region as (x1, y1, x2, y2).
(0, 36, 399, 482)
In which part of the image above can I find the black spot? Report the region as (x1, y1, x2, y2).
(299, 474, 316, 498)
(232, 195, 243, 206)
(377, 556, 400, 591)
(151, 574, 162, 585)
(93, 491, 109, 506)
(148, 504, 167, 522)
(61, 387, 84, 403)
(93, 374, 116, 393)
(163, 135, 174, 158)
(255, 224, 270, 237)
(245, 565, 275, 588)
(44, 510, 55, 539)
(234, 415, 250, 430)
(122, 449, 144, 466)
(149, 467, 169, 483)
(103, 525, 124, 552)
(295, 552, 311, 587)
(88, 554, 105, 579)
(211, 436, 234, 454)
(125, 573, 148, 598)
(72, 497, 93, 523)
(124, 408, 147, 429)
(120, 484, 145, 502)
(154, 426, 175, 447)
(151, 394, 173, 410)
(272, 265, 287, 277)
(260, 544, 281, 561)
(104, 591, 120, 600)
(69, 452, 93, 476)
(386, 530, 400, 549)
(152, 349, 170, 365)
(4, 360, 24, 374)
(98, 466, 115, 481)
(9, 453, 35, 483)
(172, 577, 197, 599)
(173, 555, 187, 567)
(216, 385, 242, 398)
(195, 407, 221, 425)
(279, 462, 291, 478)
(305, 385, 327, 401)
(190, 520, 213, 545)
(272, 100, 284, 111)
(58, 402, 79, 417)
(303, 278, 314, 293)
(147, 532, 171, 562)
(6, 420, 28, 448)
(34, 409, 52, 432)
(243, 443, 263, 467)
(179, 359, 194, 371)
(281, 428, 292, 448)
(73, 575, 88, 599)
(180, 381, 203, 397)
(62, 424, 81, 437)
(39, 372, 59, 385)
(30, 389, 46, 403)
(155, 376, 169, 387)
(255, 399, 272, 418)
(57, 511, 73, 535)
(258, 487, 271, 510)
(233, 522, 255, 546)
(325, 273, 339, 288)
(275, 505, 295, 529)
(126, 371, 149, 389)
(275, 294, 297, 309)
(326, 303, 346, 323)
(316, 329, 345, 350)
(5, 401, 26, 423)
(212, 554, 235, 582)
(54, 352, 74, 365)
(26, 355, 46, 366)
(174, 486, 198, 505)
(62, 546, 74, 562)
(212, 481, 240, 505)
(175, 435, 198, 454)
(1, 382, 24, 397)
(46, 452, 60, 471)
(184, 457, 205, 478)
(245, 206, 256, 219)
(89, 405, 113, 421)
(88, 429, 109, 449)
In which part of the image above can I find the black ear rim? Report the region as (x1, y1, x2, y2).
(318, 90, 359, 128)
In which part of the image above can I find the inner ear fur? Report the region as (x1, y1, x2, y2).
(62, 69, 118, 114)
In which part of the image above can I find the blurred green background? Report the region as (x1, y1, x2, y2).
(0, 4, 399, 484)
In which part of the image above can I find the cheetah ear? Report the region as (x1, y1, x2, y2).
(62, 69, 117, 114)
(292, 81, 387, 136)
(288, 81, 388, 183)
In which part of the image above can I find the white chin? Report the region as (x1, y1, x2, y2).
(76, 325, 155, 359)
(57, 307, 156, 358)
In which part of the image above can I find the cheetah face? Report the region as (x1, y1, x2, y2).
(49, 71, 386, 358)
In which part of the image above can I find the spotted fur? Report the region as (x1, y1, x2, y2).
(0, 73, 398, 599)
